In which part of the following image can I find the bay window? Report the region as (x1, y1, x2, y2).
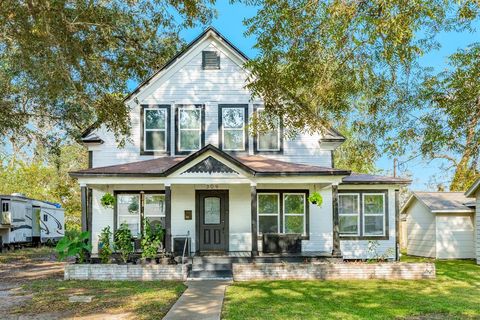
(176, 105, 204, 154)
(219, 105, 248, 151)
(257, 191, 308, 236)
(338, 190, 388, 239)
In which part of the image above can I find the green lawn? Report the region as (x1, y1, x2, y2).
(16, 279, 186, 320)
(223, 257, 480, 319)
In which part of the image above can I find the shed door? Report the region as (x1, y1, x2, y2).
(436, 215, 475, 259)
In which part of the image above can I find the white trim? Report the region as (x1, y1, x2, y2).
(257, 193, 280, 234)
(465, 178, 480, 197)
(282, 193, 306, 235)
(221, 107, 246, 151)
(362, 193, 386, 237)
(178, 107, 202, 152)
(144, 108, 168, 152)
(338, 193, 360, 236)
(431, 209, 475, 213)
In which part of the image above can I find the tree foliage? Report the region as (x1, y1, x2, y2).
(0, 143, 87, 230)
(413, 43, 480, 191)
(243, 0, 479, 135)
(0, 0, 216, 146)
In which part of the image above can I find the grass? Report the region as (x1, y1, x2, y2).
(0, 246, 56, 264)
(223, 257, 480, 320)
(16, 279, 186, 320)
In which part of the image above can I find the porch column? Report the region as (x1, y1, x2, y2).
(81, 185, 88, 233)
(165, 184, 172, 253)
(251, 184, 258, 256)
(332, 184, 341, 256)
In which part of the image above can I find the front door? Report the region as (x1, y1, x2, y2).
(197, 190, 228, 253)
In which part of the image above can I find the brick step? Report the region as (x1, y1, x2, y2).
(191, 262, 232, 271)
(188, 269, 233, 280)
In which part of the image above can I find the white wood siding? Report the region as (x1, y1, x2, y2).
(90, 188, 114, 254)
(406, 201, 436, 258)
(436, 214, 475, 259)
(339, 186, 397, 260)
(476, 194, 480, 264)
(88, 36, 333, 168)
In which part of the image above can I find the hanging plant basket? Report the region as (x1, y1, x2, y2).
(100, 193, 116, 209)
(308, 192, 323, 207)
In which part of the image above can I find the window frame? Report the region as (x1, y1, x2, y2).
(283, 193, 307, 235)
(143, 193, 166, 228)
(140, 105, 170, 156)
(253, 105, 283, 154)
(116, 193, 141, 237)
(1, 201, 10, 212)
(218, 104, 248, 152)
(175, 104, 205, 155)
(114, 190, 166, 239)
(257, 190, 309, 239)
(362, 193, 386, 237)
(338, 193, 360, 236)
(257, 193, 281, 234)
(338, 190, 389, 240)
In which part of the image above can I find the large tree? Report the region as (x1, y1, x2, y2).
(243, 0, 479, 135)
(414, 43, 480, 191)
(0, 0, 215, 148)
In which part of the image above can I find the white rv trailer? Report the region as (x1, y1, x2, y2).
(0, 194, 64, 250)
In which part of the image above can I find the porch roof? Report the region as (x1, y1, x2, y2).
(70, 144, 350, 177)
(341, 173, 412, 185)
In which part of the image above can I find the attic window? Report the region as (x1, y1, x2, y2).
(202, 51, 220, 70)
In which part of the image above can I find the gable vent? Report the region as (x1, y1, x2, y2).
(202, 51, 220, 70)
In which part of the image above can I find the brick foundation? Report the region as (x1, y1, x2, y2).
(64, 264, 187, 281)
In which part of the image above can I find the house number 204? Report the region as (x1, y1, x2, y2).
(206, 184, 219, 189)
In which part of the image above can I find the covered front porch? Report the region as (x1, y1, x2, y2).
(71, 145, 349, 258)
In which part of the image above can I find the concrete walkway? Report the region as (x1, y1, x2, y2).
(163, 280, 231, 320)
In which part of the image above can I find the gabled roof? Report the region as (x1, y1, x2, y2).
(465, 177, 480, 197)
(123, 26, 249, 104)
(342, 173, 411, 185)
(401, 192, 475, 214)
(69, 144, 351, 177)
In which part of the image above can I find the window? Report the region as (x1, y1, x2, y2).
(258, 194, 280, 234)
(117, 194, 141, 237)
(2, 201, 9, 212)
(338, 194, 360, 236)
(257, 191, 309, 236)
(144, 194, 165, 229)
(43, 214, 48, 222)
(254, 107, 282, 153)
(144, 108, 167, 152)
(202, 51, 220, 70)
(176, 105, 204, 153)
(363, 194, 385, 236)
(283, 194, 306, 234)
(141, 105, 170, 155)
(219, 105, 247, 151)
(338, 191, 387, 238)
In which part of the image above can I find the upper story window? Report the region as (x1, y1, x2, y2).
(202, 51, 220, 70)
(175, 105, 205, 154)
(219, 105, 248, 152)
(141, 105, 170, 155)
(254, 106, 283, 154)
(338, 191, 388, 239)
(2, 201, 10, 212)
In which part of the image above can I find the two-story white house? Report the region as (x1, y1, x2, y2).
(70, 27, 410, 260)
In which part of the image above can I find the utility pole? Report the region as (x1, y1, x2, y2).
(393, 158, 398, 178)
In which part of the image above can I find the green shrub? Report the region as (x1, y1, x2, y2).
(114, 223, 133, 263)
(98, 226, 113, 263)
(141, 220, 164, 260)
(55, 230, 91, 263)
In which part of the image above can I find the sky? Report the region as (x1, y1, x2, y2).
(177, 2, 480, 191)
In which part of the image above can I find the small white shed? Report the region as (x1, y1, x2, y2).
(465, 179, 480, 265)
(401, 192, 475, 259)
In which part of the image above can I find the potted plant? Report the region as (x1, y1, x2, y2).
(100, 193, 115, 209)
(308, 192, 323, 207)
(98, 226, 112, 264)
(55, 230, 92, 263)
(114, 223, 133, 263)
